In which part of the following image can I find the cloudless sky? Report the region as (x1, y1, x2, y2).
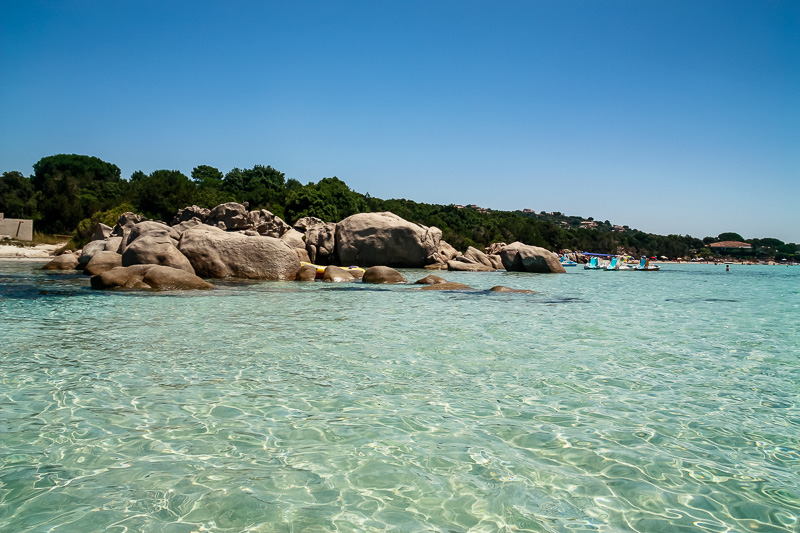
(2, 1, 798, 242)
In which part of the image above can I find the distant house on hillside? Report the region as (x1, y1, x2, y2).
(0, 213, 34, 241)
(580, 220, 598, 229)
(709, 241, 752, 252)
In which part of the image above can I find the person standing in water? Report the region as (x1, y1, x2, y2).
(726, 264, 730, 272)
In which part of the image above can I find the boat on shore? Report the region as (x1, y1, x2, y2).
(635, 256, 660, 271)
(584, 256, 604, 270)
(559, 254, 578, 267)
(604, 256, 622, 271)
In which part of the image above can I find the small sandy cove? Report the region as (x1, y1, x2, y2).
(0, 243, 65, 261)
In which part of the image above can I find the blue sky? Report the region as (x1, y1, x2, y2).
(2, 1, 798, 242)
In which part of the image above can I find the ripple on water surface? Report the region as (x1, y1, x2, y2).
(1, 262, 799, 531)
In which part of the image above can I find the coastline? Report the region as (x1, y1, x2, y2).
(0, 243, 62, 261)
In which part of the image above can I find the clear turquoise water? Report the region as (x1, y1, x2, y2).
(1, 261, 798, 532)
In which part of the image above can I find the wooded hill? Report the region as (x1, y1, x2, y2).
(1, 154, 797, 261)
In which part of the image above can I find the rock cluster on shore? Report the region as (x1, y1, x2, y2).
(42, 202, 565, 290)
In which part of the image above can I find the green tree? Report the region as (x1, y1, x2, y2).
(190, 165, 233, 208)
(223, 165, 286, 210)
(315, 177, 369, 220)
(717, 232, 744, 242)
(191, 165, 224, 188)
(31, 154, 125, 233)
(0, 171, 38, 219)
(130, 169, 195, 221)
(284, 185, 338, 223)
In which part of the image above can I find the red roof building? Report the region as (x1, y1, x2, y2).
(709, 241, 752, 251)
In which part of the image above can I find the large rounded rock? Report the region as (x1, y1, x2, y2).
(122, 227, 195, 274)
(178, 226, 300, 280)
(362, 266, 407, 284)
(500, 242, 566, 273)
(84, 251, 122, 275)
(126, 221, 180, 244)
(119, 221, 178, 256)
(91, 265, 214, 291)
(335, 212, 441, 267)
(42, 253, 79, 270)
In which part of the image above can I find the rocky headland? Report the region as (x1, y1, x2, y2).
(42, 202, 566, 290)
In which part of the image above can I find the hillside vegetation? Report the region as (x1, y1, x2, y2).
(2, 154, 797, 261)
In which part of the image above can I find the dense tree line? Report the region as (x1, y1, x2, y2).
(1, 153, 797, 260)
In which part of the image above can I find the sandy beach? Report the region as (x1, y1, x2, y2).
(0, 243, 64, 261)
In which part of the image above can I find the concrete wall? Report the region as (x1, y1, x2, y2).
(0, 213, 34, 241)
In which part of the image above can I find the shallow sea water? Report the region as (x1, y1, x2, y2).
(1, 261, 799, 532)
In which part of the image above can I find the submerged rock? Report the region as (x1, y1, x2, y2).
(91, 265, 214, 291)
(419, 282, 473, 291)
(489, 286, 535, 293)
(414, 274, 448, 285)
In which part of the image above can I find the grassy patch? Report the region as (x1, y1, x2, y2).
(1, 232, 70, 247)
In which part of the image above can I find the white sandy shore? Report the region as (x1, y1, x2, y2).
(0, 243, 65, 261)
